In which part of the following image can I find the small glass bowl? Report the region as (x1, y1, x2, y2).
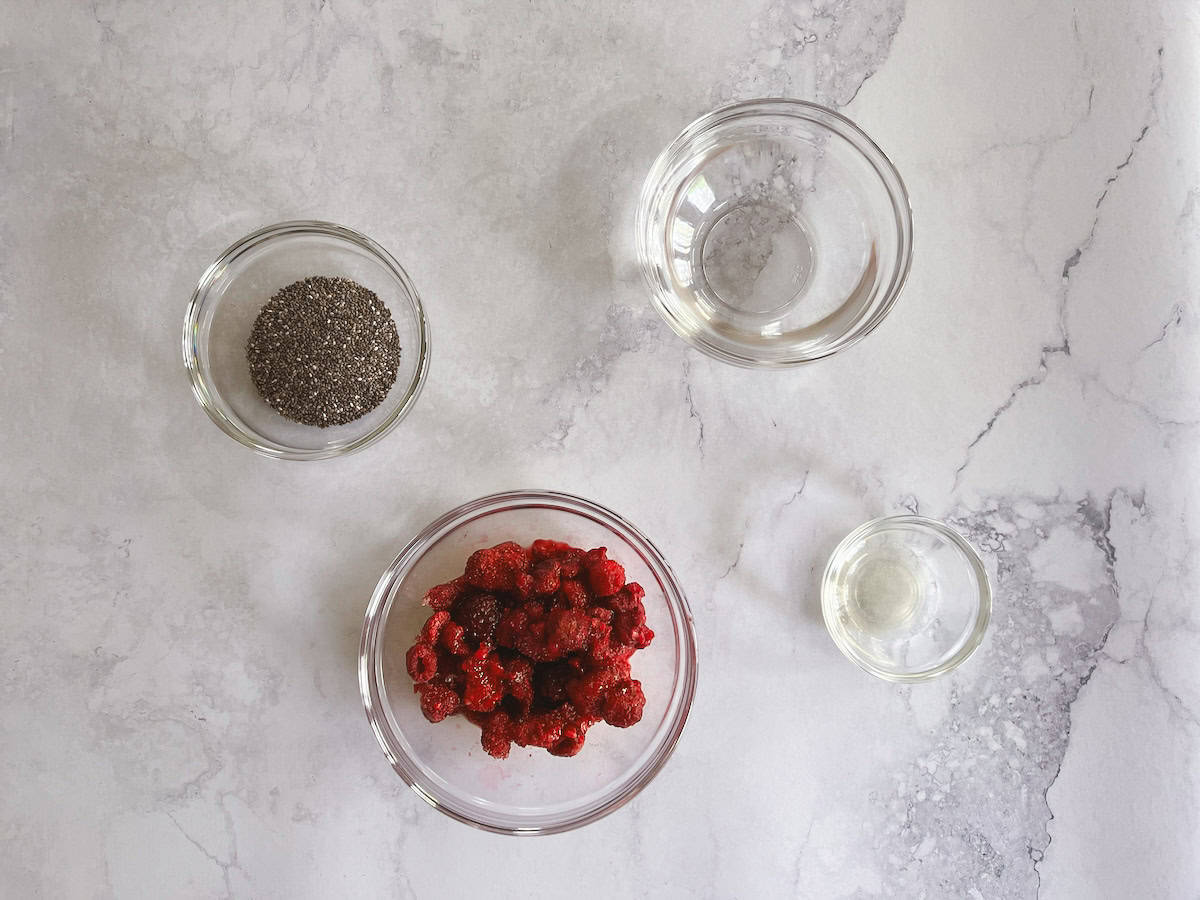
(183, 221, 430, 460)
(821, 516, 990, 682)
(359, 490, 698, 834)
(636, 99, 913, 367)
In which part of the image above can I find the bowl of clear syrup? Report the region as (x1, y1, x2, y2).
(821, 516, 991, 682)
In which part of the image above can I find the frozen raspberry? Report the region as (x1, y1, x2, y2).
(505, 658, 534, 713)
(531, 559, 561, 595)
(495, 608, 528, 649)
(558, 579, 589, 610)
(406, 539, 652, 759)
(422, 577, 468, 611)
(607, 583, 645, 613)
(588, 605, 614, 624)
(601, 679, 645, 728)
(462, 645, 506, 712)
(585, 556, 626, 598)
(454, 593, 500, 645)
(514, 707, 571, 749)
(515, 619, 549, 662)
(405, 643, 438, 683)
(531, 539, 572, 561)
(535, 661, 575, 705)
(566, 665, 625, 718)
(438, 621, 470, 656)
(417, 683, 460, 723)
(549, 717, 593, 757)
(613, 606, 646, 645)
(464, 542, 530, 591)
(480, 711, 514, 759)
(419, 610, 450, 645)
(546, 608, 590, 658)
(513, 572, 535, 601)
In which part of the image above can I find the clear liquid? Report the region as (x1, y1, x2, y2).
(836, 547, 929, 636)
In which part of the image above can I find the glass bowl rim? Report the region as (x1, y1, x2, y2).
(358, 489, 700, 835)
(635, 97, 914, 368)
(181, 219, 431, 461)
(820, 515, 992, 683)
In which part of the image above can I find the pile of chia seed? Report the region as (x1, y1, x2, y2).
(246, 275, 401, 427)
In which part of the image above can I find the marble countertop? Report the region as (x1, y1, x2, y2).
(3, 0, 1198, 896)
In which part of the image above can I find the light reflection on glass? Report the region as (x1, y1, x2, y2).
(670, 219, 695, 254)
(683, 175, 716, 214)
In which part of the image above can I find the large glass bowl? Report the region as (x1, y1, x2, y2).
(637, 99, 912, 367)
(183, 220, 429, 460)
(359, 490, 698, 834)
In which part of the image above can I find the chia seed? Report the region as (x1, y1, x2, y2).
(246, 275, 401, 427)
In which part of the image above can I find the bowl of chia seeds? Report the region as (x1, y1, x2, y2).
(183, 221, 430, 459)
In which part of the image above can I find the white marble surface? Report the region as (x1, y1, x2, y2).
(2, 0, 1198, 896)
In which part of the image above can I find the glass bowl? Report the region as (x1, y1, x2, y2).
(183, 220, 429, 460)
(359, 490, 698, 835)
(821, 516, 990, 682)
(636, 99, 913, 367)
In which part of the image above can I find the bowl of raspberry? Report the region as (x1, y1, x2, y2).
(359, 490, 698, 834)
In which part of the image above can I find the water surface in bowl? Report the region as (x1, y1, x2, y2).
(639, 100, 911, 365)
(668, 126, 882, 338)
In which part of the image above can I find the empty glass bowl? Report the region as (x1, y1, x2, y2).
(359, 490, 698, 834)
(821, 516, 990, 682)
(183, 221, 429, 459)
(636, 99, 912, 366)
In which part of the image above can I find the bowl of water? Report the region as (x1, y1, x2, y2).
(636, 99, 912, 367)
(821, 516, 990, 682)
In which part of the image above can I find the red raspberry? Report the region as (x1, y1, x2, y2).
(546, 608, 590, 658)
(513, 572, 535, 601)
(417, 683, 460, 723)
(408, 540, 652, 760)
(586, 557, 626, 598)
(495, 608, 527, 649)
(438, 621, 470, 656)
(535, 661, 574, 705)
(454, 593, 500, 645)
(531, 559, 561, 595)
(462, 645, 506, 712)
(549, 717, 593, 757)
(515, 619, 549, 662)
(613, 606, 646, 645)
(566, 666, 624, 718)
(422, 577, 468, 611)
(514, 707, 571, 749)
(531, 539, 572, 561)
(480, 711, 514, 759)
(558, 580, 589, 610)
(420, 610, 450, 645)
(506, 658, 534, 713)
(601, 679, 645, 728)
(405, 643, 438, 683)
(588, 605, 614, 624)
(607, 583, 645, 613)
(464, 542, 530, 591)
